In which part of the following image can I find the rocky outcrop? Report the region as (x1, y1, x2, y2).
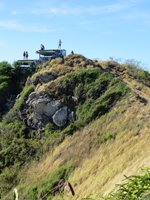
(52, 106, 68, 127)
(31, 72, 55, 86)
(19, 91, 75, 130)
(18, 55, 101, 131)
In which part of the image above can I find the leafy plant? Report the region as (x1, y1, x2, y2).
(20, 162, 72, 199)
(106, 168, 150, 200)
(58, 68, 129, 135)
(14, 84, 34, 110)
(100, 132, 115, 143)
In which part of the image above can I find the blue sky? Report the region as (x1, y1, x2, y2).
(0, 0, 150, 69)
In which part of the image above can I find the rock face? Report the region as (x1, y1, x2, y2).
(52, 106, 68, 127)
(31, 72, 55, 86)
(20, 91, 75, 130)
(18, 55, 100, 131)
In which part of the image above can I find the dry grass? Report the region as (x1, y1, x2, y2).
(18, 91, 150, 199)
(12, 56, 150, 198)
(68, 131, 150, 199)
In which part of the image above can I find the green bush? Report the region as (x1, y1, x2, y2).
(0, 61, 35, 116)
(20, 162, 72, 199)
(106, 168, 150, 200)
(45, 122, 57, 136)
(0, 75, 11, 84)
(14, 84, 34, 110)
(57, 68, 129, 135)
(0, 61, 12, 75)
(125, 60, 150, 87)
(100, 132, 115, 143)
(82, 168, 150, 200)
(0, 164, 19, 195)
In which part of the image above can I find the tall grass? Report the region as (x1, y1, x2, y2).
(106, 168, 150, 200)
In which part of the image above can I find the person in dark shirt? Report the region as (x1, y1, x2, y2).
(40, 44, 45, 50)
(23, 51, 26, 59)
(25, 51, 28, 60)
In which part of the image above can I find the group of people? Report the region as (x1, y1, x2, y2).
(23, 51, 28, 60)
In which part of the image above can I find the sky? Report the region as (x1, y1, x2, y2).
(0, 0, 150, 69)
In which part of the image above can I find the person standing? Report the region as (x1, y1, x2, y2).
(58, 39, 62, 49)
(25, 51, 28, 60)
(23, 51, 26, 60)
(40, 44, 45, 50)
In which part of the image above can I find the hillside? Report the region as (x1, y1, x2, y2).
(0, 55, 150, 199)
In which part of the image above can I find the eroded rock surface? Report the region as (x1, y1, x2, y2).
(19, 91, 75, 130)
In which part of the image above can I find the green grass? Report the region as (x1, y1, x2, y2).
(16, 162, 72, 200)
(124, 60, 150, 87)
(57, 68, 129, 135)
(14, 84, 34, 110)
(82, 168, 150, 200)
(100, 132, 115, 143)
(0, 64, 130, 198)
(106, 168, 150, 200)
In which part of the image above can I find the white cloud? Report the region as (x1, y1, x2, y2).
(0, 20, 21, 29)
(30, 1, 135, 16)
(9, 0, 148, 17)
(0, 20, 56, 32)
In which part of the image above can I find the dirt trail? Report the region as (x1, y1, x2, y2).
(108, 65, 150, 104)
(123, 77, 150, 103)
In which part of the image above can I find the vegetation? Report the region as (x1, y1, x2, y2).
(0, 55, 149, 199)
(0, 61, 37, 197)
(56, 68, 129, 135)
(126, 63, 150, 87)
(0, 61, 35, 116)
(0, 65, 130, 198)
(106, 168, 150, 200)
(16, 162, 72, 200)
(14, 84, 34, 110)
(82, 168, 150, 200)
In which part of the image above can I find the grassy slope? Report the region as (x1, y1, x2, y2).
(1, 56, 150, 199)
(19, 93, 150, 200)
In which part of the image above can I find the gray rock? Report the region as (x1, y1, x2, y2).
(31, 73, 54, 86)
(44, 100, 62, 117)
(26, 91, 50, 105)
(40, 73, 54, 83)
(33, 99, 61, 118)
(20, 91, 76, 130)
(52, 106, 68, 127)
(68, 111, 76, 123)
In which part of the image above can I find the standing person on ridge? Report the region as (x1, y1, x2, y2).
(25, 51, 28, 60)
(23, 51, 25, 59)
(40, 44, 45, 50)
(58, 39, 62, 49)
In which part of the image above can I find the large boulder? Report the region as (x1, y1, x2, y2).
(20, 91, 76, 130)
(52, 106, 68, 127)
(33, 99, 61, 118)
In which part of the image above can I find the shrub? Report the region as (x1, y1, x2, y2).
(14, 84, 34, 110)
(100, 132, 115, 143)
(57, 68, 129, 135)
(20, 162, 73, 199)
(106, 168, 150, 200)
(0, 61, 36, 116)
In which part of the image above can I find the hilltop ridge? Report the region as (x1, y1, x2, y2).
(0, 54, 150, 199)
